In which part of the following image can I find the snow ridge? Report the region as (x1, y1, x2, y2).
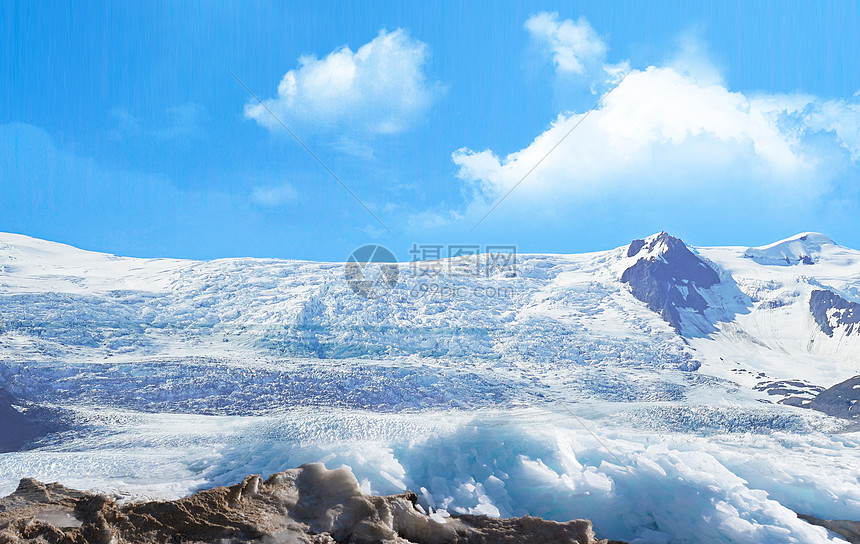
(743, 232, 835, 266)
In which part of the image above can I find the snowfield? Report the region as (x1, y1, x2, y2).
(1, 231, 859, 543)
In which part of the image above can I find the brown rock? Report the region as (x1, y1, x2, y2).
(0, 463, 620, 543)
(799, 514, 860, 543)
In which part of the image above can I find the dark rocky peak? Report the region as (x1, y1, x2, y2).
(621, 233, 722, 334)
(624, 232, 720, 287)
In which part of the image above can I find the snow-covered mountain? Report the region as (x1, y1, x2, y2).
(743, 232, 835, 266)
(618, 232, 860, 403)
(0, 231, 859, 543)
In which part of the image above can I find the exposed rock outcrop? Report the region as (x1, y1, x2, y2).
(798, 514, 860, 543)
(0, 464, 620, 544)
(621, 232, 721, 334)
(809, 289, 860, 337)
(809, 375, 860, 425)
(0, 386, 57, 453)
(754, 379, 824, 408)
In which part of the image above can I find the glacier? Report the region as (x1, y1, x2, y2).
(0, 231, 859, 543)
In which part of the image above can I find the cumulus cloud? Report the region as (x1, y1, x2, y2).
(806, 97, 860, 161)
(246, 29, 441, 135)
(666, 29, 725, 87)
(433, 13, 860, 248)
(454, 17, 860, 219)
(454, 68, 815, 202)
(525, 12, 607, 76)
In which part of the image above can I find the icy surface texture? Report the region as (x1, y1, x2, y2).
(1, 231, 859, 543)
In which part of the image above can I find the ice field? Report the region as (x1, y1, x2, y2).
(1, 231, 859, 543)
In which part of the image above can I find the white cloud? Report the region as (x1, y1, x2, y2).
(525, 12, 606, 76)
(453, 67, 823, 202)
(453, 56, 860, 219)
(246, 29, 441, 135)
(665, 28, 725, 87)
(806, 99, 860, 161)
(250, 184, 298, 207)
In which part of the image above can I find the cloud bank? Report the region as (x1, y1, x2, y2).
(246, 29, 441, 136)
(454, 14, 860, 226)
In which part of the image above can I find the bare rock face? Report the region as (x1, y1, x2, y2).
(0, 387, 55, 453)
(0, 388, 31, 452)
(622, 232, 720, 334)
(809, 289, 860, 337)
(798, 514, 860, 543)
(809, 375, 860, 425)
(0, 463, 617, 544)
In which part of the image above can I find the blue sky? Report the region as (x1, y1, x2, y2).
(2, 1, 859, 260)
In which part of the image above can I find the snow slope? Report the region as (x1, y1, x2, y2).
(0, 231, 859, 543)
(694, 233, 860, 391)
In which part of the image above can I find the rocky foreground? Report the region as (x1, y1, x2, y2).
(0, 463, 623, 544)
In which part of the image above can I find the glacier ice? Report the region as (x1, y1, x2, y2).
(1, 231, 859, 543)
